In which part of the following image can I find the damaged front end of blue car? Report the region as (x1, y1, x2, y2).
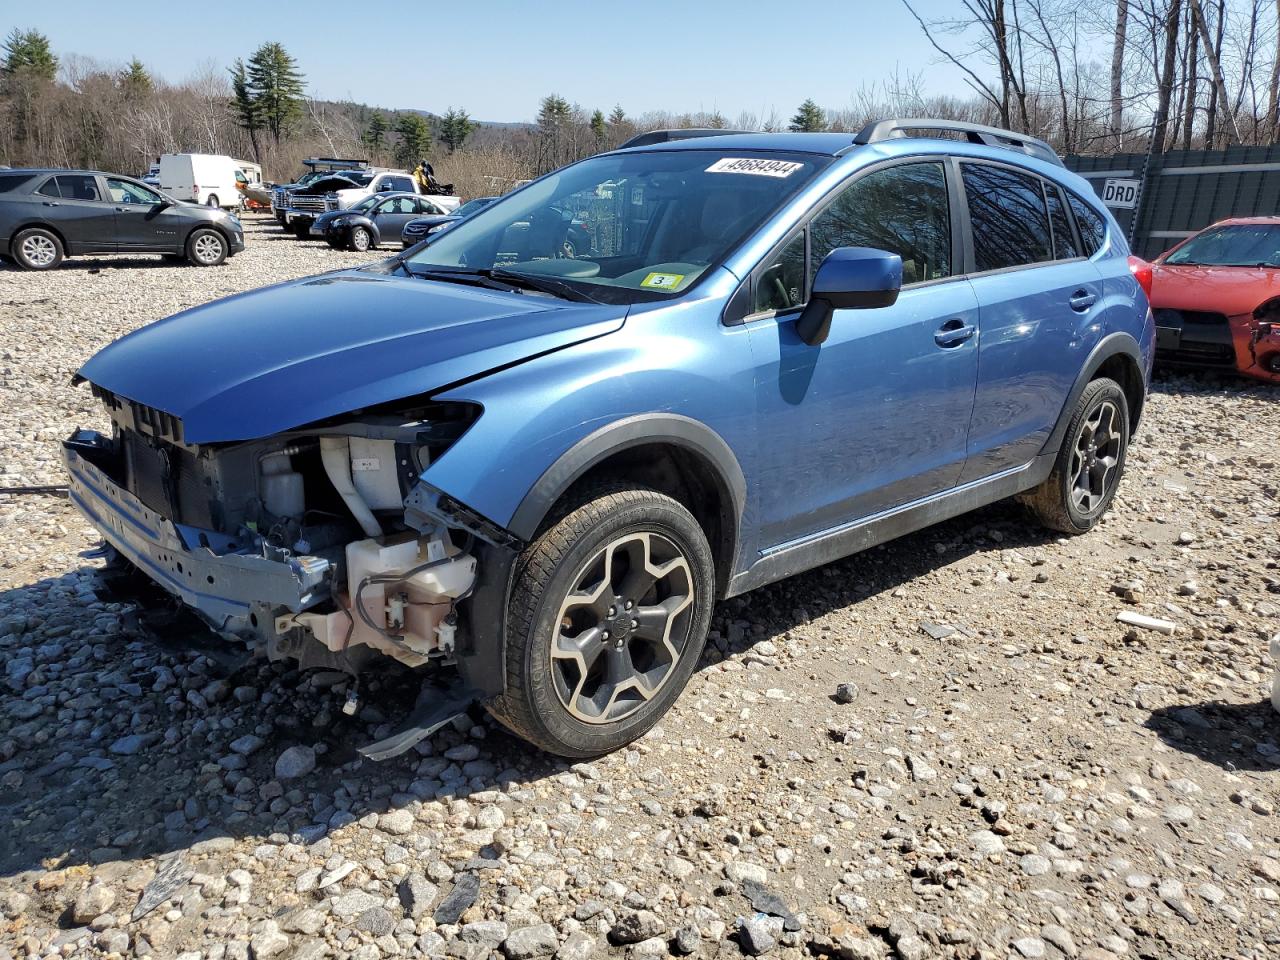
(60, 268, 625, 757)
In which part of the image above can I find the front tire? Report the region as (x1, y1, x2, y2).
(1020, 377, 1129, 534)
(349, 226, 372, 251)
(12, 228, 64, 270)
(186, 228, 228, 266)
(487, 483, 714, 757)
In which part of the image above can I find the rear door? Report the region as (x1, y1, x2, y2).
(958, 161, 1104, 481)
(34, 174, 118, 253)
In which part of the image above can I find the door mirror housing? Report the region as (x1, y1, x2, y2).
(796, 246, 903, 346)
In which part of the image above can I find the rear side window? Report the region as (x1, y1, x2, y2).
(1067, 192, 1106, 256)
(37, 175, 102, 202)
(0, 173, 34, 193)
(1045, 184, 1081, 259)
(810, 161, 952, 287)
(961, 163, 1052, 271)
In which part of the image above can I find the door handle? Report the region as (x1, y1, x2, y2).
(934, 318, 976, 348)
(1069, 290, 1097, 312)
(42, 201, 59, 207)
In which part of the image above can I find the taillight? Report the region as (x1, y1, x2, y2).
(1128, 256, 1153, 301)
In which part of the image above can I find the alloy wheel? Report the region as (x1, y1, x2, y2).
(193, 233, 224, 264)
(20, 235, 56, 267)
(550, 531, 694, 724)
(352, 228, 370, 251)
(1069, 399, 1122, 514)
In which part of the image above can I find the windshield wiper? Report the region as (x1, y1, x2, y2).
(408, 266, 525, 294)
(489, 267, 603, 303)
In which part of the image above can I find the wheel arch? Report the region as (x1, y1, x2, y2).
(508, 414, 746, 599)
(1039, 332, 1146, 457)
(186, 222, 235, 251)
(10, 220, 67, 251)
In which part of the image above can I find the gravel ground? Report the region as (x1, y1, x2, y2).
(1, 215, 1278, 960)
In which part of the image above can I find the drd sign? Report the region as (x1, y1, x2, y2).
(1102, 178, 1140, 209)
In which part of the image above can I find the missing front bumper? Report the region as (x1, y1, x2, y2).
(62, 430, 332, 633)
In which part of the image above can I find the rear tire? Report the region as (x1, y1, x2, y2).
(186, 228, 227, 266)
(12, 228, 63, 270)
(206, 194, 220, 208)
(487, 483, 714, 757)
(1019, 377, 1129, 534)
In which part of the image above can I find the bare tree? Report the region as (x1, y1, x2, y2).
(1191, 0, 1242, 144)
(1110, 0, 1130, 146)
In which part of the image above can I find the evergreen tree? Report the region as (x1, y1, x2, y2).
(788, 98, 827, 132)
(229, 58, 261, 160)
(394, 113, 432, 167)
(536, 94, 572, 172)
(245, 41, 305, 143)
(608, 104, 627, 127)
(119, 57, 152, 96)
(363, 110, 389, 150)
(590, 109, 606, 149)
(438, 107, 477, 153)
(2, 28, 57, 81)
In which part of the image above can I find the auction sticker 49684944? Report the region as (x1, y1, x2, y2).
(705, 157, 804, 178)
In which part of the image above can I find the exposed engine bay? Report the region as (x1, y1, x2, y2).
(68, 387, 485, 678)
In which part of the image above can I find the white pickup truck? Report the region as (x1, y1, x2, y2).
(283, 169, 460, 236)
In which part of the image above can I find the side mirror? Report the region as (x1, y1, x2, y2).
(795, 246, 903, 346)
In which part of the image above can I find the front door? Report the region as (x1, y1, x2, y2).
(106, 177, 182, 252)
(745, 159, 980, 549)
(34, 174, 118, 254)
(371, 196, 425, 238)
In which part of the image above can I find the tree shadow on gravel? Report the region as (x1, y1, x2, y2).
(0, 497, 1056, 881)
(1144, 700, 1280, 773)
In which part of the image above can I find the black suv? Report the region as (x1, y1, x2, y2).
(0, 169, 245, 270)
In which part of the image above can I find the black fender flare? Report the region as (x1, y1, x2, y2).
(456, 414, 747, 700)
(1039, 330, 1145, 456)
(507, 413, 747, 546)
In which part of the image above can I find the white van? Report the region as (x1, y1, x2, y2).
(158, 153, 242, 209)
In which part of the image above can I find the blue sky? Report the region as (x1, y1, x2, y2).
(32, 0, 1036, 121)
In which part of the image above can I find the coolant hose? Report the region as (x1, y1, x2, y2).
(319, 437, 382, 538)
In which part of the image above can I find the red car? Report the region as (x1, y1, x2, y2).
(1149, 217, 1280, 383)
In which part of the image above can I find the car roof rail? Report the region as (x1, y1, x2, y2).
(853, 118, 1063, 167)
(616, 128, 754, 150)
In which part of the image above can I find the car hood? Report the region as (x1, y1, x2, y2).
(78, 269, 626, 443)
(1151, 263, 1280, 316)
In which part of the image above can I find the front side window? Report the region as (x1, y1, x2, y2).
(106, 178, 162, 205)
(1067, 191, 1106, 257)
(1163, 223, 1280, 268)
(754, 229, 807, 313)
(962, 163, 1052, 271)
(387, 176, 415, 192)
(379, 197, 418, 215)
(810, 161, 952, 287)
(405, 149, 826, 304)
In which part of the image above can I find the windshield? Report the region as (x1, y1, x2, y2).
(454, 197, 495, 218)
(1165, 224, 1280, 267)
(405, 149, 826, 304)
(351, 194, 382, 213)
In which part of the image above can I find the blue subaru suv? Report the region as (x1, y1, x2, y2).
(63, 120, 1154, 758)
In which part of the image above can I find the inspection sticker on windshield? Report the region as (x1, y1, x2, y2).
(641, 272, 685, 289)
(706, 157, 804, 178)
